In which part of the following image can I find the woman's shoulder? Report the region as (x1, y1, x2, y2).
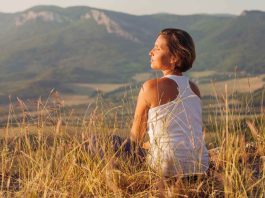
(141, 78, 180, 99)
(141, 78, 166, 102)
(142, 78, 158, 89)
(142, 77, 175, 90)
(141, 78, 179, 106)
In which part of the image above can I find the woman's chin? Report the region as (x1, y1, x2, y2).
(150, 66, 160, 71)
(150, 64, 157, 70)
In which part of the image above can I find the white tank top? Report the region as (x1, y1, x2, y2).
(147, 75, 209, 177)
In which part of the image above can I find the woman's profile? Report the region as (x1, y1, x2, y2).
(130, 28, 209, 177)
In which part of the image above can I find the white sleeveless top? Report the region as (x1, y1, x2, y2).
(147, 75, 209, 177)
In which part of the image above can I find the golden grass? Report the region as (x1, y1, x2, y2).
(0, 80, 33, 95)
(0, 86, 265, 197)
(132, 72, 152, 82)
(61, 94, 94, 106)
(200, 74, 265, 96)
(70, 83, 128, 93)
(189, 70, 217, 78)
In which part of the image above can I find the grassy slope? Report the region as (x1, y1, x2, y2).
(0, 89, 264, 196)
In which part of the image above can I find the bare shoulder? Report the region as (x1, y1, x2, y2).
(141, 78, 179, 107)
(142, 77, 174, 88)
(189, 80, 201, 98)
(137, 79, 158, 107)
(140, 78, 161, 105)
(142, 78, 160, 90)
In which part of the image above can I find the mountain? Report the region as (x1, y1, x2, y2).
(0, 6, 149, 84)
(195, 10, 265, 72)
(0, 6, 265, 101)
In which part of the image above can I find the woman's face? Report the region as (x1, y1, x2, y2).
(149, 35, 175, 71)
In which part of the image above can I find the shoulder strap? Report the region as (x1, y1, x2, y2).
(163, 75, 190, 93)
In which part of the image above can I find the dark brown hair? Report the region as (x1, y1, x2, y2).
(159, 28, 196, 72)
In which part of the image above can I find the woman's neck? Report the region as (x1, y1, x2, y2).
(162, 70, 182, 76)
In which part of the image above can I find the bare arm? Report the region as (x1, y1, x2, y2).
(130, 83, 150, 145)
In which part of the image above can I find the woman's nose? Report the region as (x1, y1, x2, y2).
(149, 49, 153, 56)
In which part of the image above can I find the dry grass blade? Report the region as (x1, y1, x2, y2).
(246, 121, 260, 140)
(0, 84, 264, 196)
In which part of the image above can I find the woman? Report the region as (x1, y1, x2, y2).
(130, 28, 209, 177)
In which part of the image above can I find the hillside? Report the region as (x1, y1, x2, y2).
(0, 6, 265, 101)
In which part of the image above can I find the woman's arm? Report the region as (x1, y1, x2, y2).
(130, 83, 151, 145)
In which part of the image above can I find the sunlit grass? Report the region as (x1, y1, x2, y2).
(199, 73, 265, 96)
(0, 84, 265, 197)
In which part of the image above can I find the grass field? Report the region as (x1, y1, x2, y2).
(132, 72, 152, 82)
(189, 70, 217, 79)
(60, 94, 94, 106)
(69, 83, 129, 93)
(199, 74, 265, 96)
(0, 88, 264, 197)
(1, 71, 264, 108)
(58, 72, 265, 106)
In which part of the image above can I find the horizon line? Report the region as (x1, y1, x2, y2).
(0, 4, 263, 16)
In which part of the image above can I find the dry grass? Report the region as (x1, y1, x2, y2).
(190, 71, 217, 79)
(199, 74, 265, 96)
(0, 88, 265, 197)
(69, 83, 128, 93)
(132, 72, 152, 82)
(60, 94, 95, 106)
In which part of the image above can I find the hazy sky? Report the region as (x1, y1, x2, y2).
(0, 0, 264, 15)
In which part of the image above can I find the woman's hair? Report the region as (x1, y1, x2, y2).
(159, 28, 196, 72)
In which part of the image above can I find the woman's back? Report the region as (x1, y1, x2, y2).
(130, 28, 209, 177)
(146, 76, 201, 109)
(146, 75, 209, 177)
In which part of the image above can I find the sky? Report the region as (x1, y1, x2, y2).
(0, 0, 264, 15)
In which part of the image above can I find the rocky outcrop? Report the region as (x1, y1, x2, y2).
(15, 11, 67, 26)
(80, 13, 91, 20)
(16, 9, 140, 42)
(90, 10, 139, 42)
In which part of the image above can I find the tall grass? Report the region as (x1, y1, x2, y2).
(0, 86, 265, 197)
